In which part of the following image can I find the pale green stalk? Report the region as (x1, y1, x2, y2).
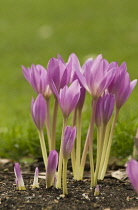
(99, 108, 119, 180)
(80, 125, 90, 179)
(80, 99, 97, 186)
(45, 98, 52, 151)
(46, 98, 51, 132)
(74, 108, 82, 180)
(88, 99, 97, 187)
(98, 118, 112, 179)
(94, 124, 106, 185)
(51, 98, 58, 150)
(71, 108, 77, 176)
(63, 158, 68, 195)
(57, 117, 67, 189)
(38, 130, 48, 168)
(45, 120, 52, 151)
(93, 126, 102, 184)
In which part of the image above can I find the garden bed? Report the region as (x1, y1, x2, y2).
(0, 160, 138, 210)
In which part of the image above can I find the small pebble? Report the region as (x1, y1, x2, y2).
(59, 194, 65, 198)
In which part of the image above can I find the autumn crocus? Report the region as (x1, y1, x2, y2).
(22, 64, 52, 99)
(32, 167, 39, 188)
(98, 74, 137, 181)
(58, 79, 81, 118)
(66, 53, 86, 179)
(115, 72, 137, 110)
(46, 150, 58, 188)
(94, 93, 115, 184)
(62, 126, 76, 194)
(107, 62, 137, 110)
(57, 80, 80, 188)
(126, 159, 138, 194)
(95, 93, 115, 127)
(31, 94, 47, 167)
(76, 54, 115, 99)
(14, 163, 26, 190)
(62, 126, 76, 160)
(22, 64, 52, 150)
(108, 62, 126, 95)
(47, 57, 71, 150)
(47, 57, 71, 96)
(76, 54, 116, 186)
(98, 71, 137, 180)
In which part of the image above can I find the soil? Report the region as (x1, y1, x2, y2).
(0, 160, 138, 210)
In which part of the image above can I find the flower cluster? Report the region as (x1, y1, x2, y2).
(21, 53, 137, 193)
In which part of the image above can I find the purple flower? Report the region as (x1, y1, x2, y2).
(22, 64, 52, 99)
(59, 53, 86, 110)
(126, 159, 138, 193)
(47, 57, 71, 98)
(108, 62, 127, 95)
(67, 53, 86, 110)
(95, 92, 115, 127)
(115, 72, 137, 109)
(58, 80, 81, 118)
(14, 163, 26, 190)
(46, 150, 58, 188)
(31, 94, 47, 130)
(77, 84, 86, 110)
(62, 126, 76, 159)
(32, 167, 39, 188)
(67, 53, 82, 83)
(76, 54, 115, 99)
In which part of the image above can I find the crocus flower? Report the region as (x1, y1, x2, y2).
(95, 92, 115, 127)
(115, 72, 137, 110)
(32, 167, 39, 188)
(46, 150, 58, 188)
(47, 57, 71, 98)
(62, 126, 76, 160)
(68, 53, 86, 110)
(76, 84, 86, 110)
(76, 54, 115, 99)
(31, 94, 47, 131)
(58, 80, 81, 118)
(108, 62, 127, 95)
(67, 53, 82, 83)
(14, 163, 26, 190)
(126, 159, 138, 193)
(22, 64, 52, 99)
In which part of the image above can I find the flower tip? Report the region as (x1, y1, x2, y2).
(46, 150, 58, 188)
(62, 126, 76, 159)
(94, 185, 100, 196)
(14, 163, 26, 190)
(32, 167, 39, 189)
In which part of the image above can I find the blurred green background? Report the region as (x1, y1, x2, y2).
(0, 0, 138, 161)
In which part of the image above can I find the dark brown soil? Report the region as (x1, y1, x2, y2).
(0, 161, 138, 210)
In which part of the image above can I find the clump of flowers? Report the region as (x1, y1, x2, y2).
(21, 53, 137, 194)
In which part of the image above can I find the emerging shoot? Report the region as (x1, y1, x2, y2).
(62, 126, 76, 194)
(14, 163, 26, 190)
(32, 167, 39, 188)
(46, 150, 58, 188)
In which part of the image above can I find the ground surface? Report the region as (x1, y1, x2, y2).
(0, 0, 138, 161)
(0, 161, 138, 210)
